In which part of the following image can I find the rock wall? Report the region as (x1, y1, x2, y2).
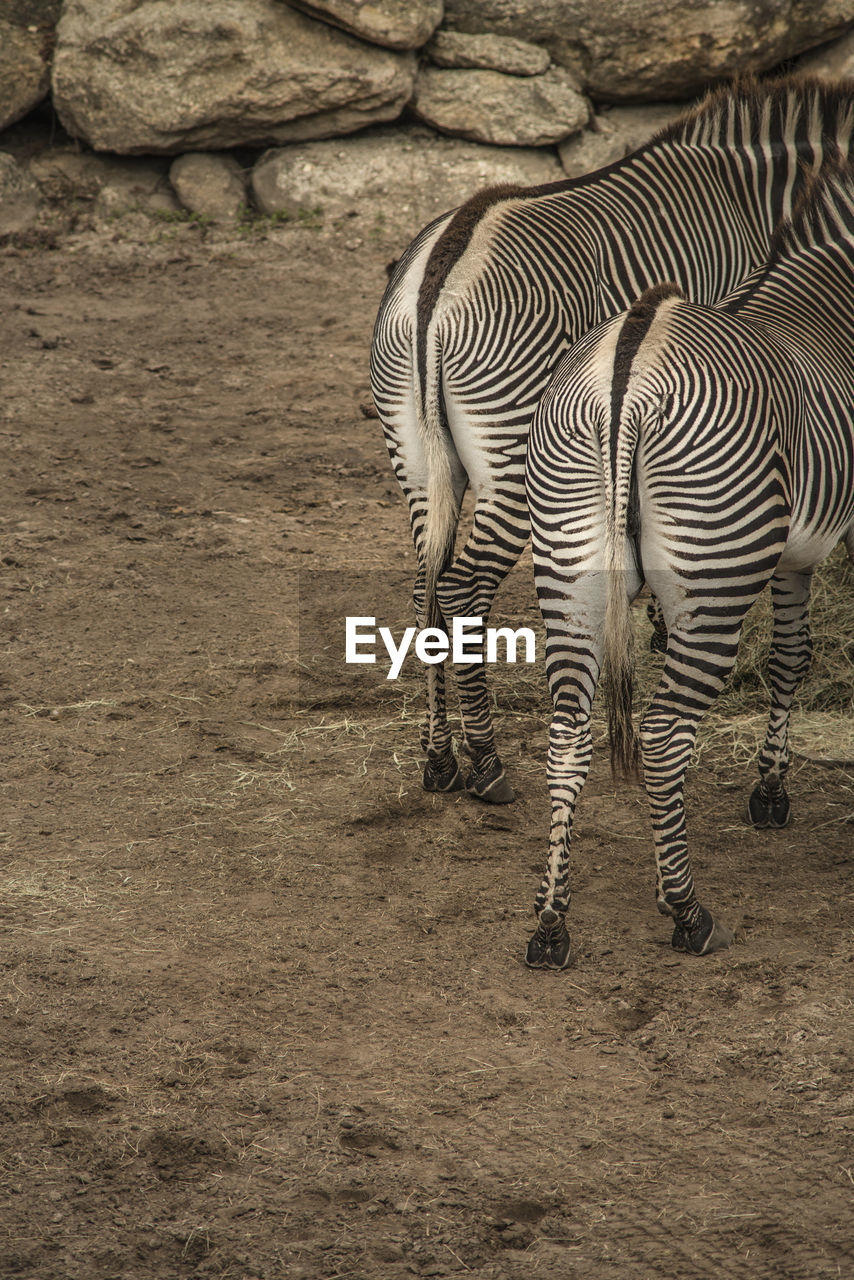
(1, 1, 854, 236)
(442, 0, 854, 100)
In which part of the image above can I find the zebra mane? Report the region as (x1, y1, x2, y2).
(611, 282, 686, 392)
(766, 157, 854, 265)
(415, 182, 528, 413)
(654, 73, 854, 151)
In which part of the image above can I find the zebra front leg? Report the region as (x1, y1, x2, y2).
(747, 571, 813, 829)
(640, 707, 734, 956)
(526, 709, 593, 969)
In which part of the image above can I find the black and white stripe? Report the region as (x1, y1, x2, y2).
(370, 76, 854, 804)
(525, 165, 854, 968)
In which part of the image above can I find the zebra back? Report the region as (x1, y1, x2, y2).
(373, 76, 854, 628)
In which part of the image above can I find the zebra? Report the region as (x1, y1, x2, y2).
(524, 162, 854, 969)
(370, 76, 854, 806)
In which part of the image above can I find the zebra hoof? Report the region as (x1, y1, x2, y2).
(423, 756, 465, 794)
(671, 906, 733, 956)
(525, 909, 572, 970)
(746, 783, 791, 829)
(465, 758, 515, 804)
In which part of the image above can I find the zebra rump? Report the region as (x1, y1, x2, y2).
(371, 74, 854, 804)
(524, 161, 854, 967)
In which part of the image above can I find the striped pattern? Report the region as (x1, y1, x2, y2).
(525, 165, 854, 966)
(370, 76, 854, 802)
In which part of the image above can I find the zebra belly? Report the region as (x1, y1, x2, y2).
(776, 523, 849, 574)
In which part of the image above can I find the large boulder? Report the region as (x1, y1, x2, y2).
(411, 66, 588, 146)
(52, 0, 415, 154)
(794, 28, 854, 80)
(251, 127, 565, 230)
(283, 0, 443, 50)
(441, 1, 854, 101)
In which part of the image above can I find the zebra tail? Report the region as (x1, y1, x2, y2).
(418, 328, 459, 632)
(602, 425, 640, 781)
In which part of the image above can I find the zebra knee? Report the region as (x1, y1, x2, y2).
(638, 708, 675, 760)
(548, 710, 592, 759)
(638, 709, 697, 791)
(435, 574, 490, 627)
(550, 706, 590, 737)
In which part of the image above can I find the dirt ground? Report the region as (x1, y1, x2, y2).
(1, 159, 853, 1280)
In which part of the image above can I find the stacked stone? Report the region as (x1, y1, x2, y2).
(1, 0, 853, 235)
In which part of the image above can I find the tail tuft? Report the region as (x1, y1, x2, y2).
(417, 322, 460, 634)
(602, 551, 639, 782)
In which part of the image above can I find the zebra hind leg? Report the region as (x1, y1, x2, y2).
(747, 572, 812, 830)
(525, 710, 594, 970)
(419, 655, 463, 794)
(434, 499, 530, 805)
(641, 706, 734, 956)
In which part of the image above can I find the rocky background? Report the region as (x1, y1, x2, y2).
(2, 1, 854, 241)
